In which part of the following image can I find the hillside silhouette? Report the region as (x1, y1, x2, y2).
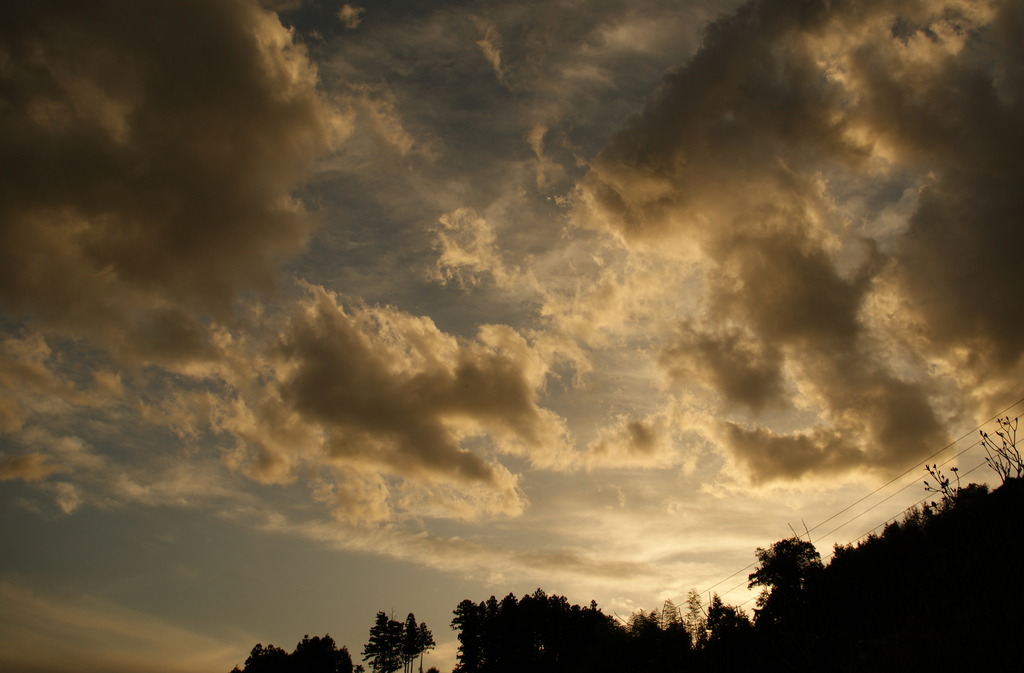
(232, 478, 1022, 673)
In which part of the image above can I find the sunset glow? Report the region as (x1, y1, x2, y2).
(2, 1, 1022, 671)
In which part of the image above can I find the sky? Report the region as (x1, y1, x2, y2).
(1, 0, 1023, 671)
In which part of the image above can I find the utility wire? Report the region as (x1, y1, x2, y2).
(830, 458, 991, 556)
(698, 560, 759, 597)
(804, 396, 1024, 538)
(691, 397, 1024, 607)
(732, 458, 993, 610)
(810, 440, 982, 545)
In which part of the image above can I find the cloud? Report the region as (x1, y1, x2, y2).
(6, 0, 1008, 508)
(660, 322, 785, 412)
(718, 423, 863, 484)
(3, 419, 252, 517)
(0, 580, 244, 673)
(430, 207, 521, 290)
(0, 333, 123, 431)
(0, 454, 61, 482)
(470, 15, 507, 87)
(194, 285, 575, 522)
(279, 286, 566, 469)
(585, 413, 678, 469)
(348, 82, 436, 158)
(0, 0, 346, 363)
(286, 515, 659, 587)
(110, 458, 248, 509)
(575, 0, 1018, 482)
(0, 277, 574, 524)
(338, 3, 364, 29)
(47, 482, 84, 515)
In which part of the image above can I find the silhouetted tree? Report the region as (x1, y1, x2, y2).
(451, 590, 621, 673)
(626, 607, 662, 670)
(705, 593, 751, 641)
(232, 636, 352, 673)
(700, 594, 754, 672)
(400, 613, 418, 673)
(414, 620, 434, 673)
(683, 589, 706, 648)
(659, 598, 681, 629)
(292, 635, 354, 673)
(748, 537, 822, 627)
(363, 612, 404, 673)
(452, 599, 484, 673)
(236, 643, 289, 673)
(396, 613, 433, 673)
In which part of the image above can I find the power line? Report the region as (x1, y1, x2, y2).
(828, 458, 992, 557)
(697, 560, 759, 597)
(730, 458, 994, 611)
(810, 439, 982, 546)
(690, 397, 1024, 606)
(804, 396, 1024, 538)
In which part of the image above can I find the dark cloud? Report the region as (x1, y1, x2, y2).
(896, 177, 1024, 368)
(707, 225, 868, 348)
(660, 322, 785, 412)
(581, 0, 1017, 481)
(583, 1, 863, 241)
(722, 352, 946, 482)
(721, 423, 862, 483)
(887, 69, 1024, 373)
(0, 0, 342, 360)
(0, 453, 61, 482)
(270, 286, 567, 489)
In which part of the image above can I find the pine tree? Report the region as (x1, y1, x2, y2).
(363, 612, 403, 673)
(415, 621, 435, 673)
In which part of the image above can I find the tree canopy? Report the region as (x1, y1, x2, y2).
(232, 634, 353, 673)
(363, 611, 434, 673)
(748, 536, 823, 627)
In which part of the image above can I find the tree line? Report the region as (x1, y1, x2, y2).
(443, 477, 1021, 673)
(232, 612, 435, 673)
(231, 634, 353, 673)
(233, 455, 1022, 672)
